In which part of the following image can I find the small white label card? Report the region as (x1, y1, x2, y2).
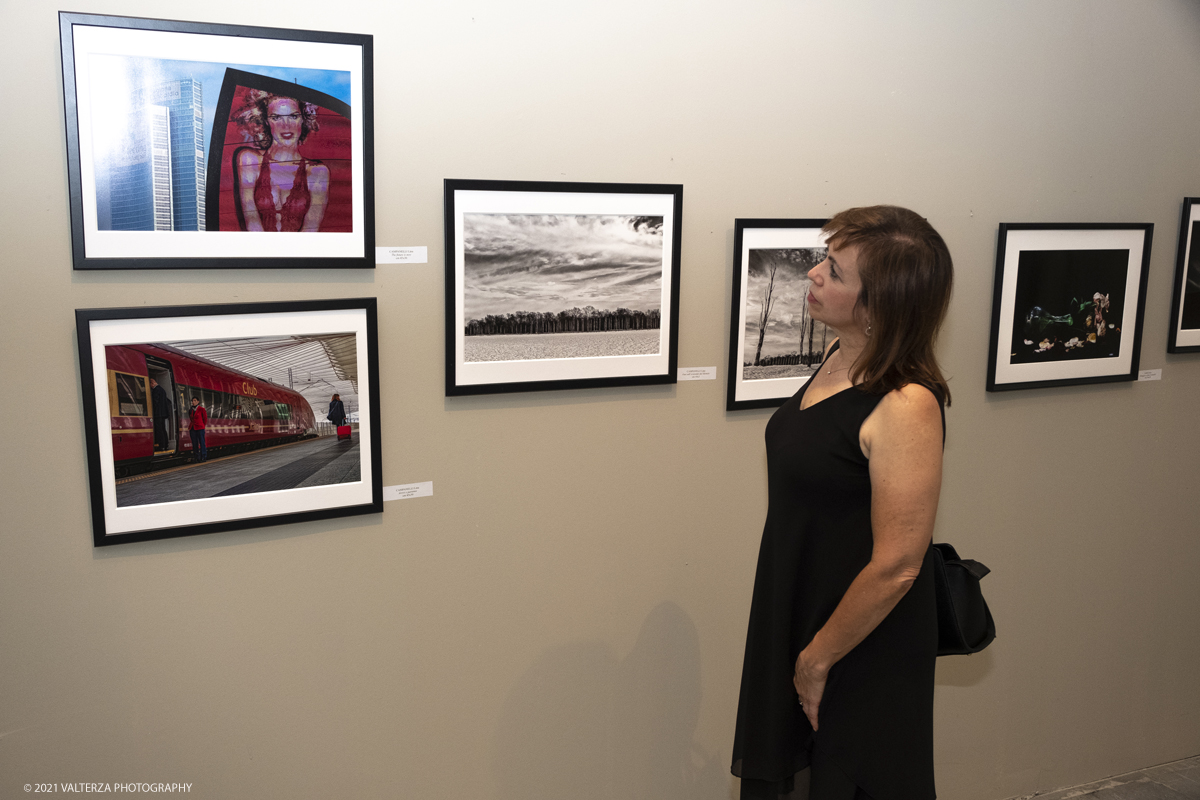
(1138, 369, 1162, 382)
(384, 481, 433, 501)
(376, 246, 428, 264)
(678, 367, 717, 381)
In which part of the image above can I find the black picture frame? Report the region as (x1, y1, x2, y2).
(986, 223, 1153, 392)
(59, 12, 374, 269)
(76, 298, 382, 546)
(726, 218, 829, 410)
(1167, 198, 1200, 353)
(444, 179, 683, 396)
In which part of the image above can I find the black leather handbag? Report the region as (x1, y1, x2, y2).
(931, 543, 996, 656)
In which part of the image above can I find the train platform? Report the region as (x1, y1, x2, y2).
(116, 434, 361, 507)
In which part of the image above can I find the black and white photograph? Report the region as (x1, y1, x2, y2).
(987, 224, 1152, 392)
(727, 219, 829, 410)
(445, 180, 682, 395)
(77, 299, 382, 546)
(59, 12, 374, 269)
(1167, 197, 1200, 353)
(462, 213, 665, 362)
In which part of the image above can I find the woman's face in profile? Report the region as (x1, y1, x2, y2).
(266, 98, 302, 145)
(807, 243, 865, 332)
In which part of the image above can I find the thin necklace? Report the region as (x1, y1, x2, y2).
(826, 351, 849, 375)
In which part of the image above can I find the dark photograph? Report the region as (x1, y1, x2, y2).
(1009, 249, 1128, 365)
(106, 334, 361, 508)
(1168, 200, 1200, 353)
(462, 213, 664, 363)
(741, 247, 829, 381)
(1180, 220, 1200, 330)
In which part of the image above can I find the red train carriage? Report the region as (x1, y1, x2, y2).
(105, 343, 317, 476)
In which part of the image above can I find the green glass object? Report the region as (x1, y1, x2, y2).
(1024, 306, 1074, 339)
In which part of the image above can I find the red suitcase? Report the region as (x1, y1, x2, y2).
(337, 425, 352, 441)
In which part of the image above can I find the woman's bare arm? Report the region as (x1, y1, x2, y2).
(301, 163, 329, 232)
(793, 383, 943, 730)
(237, 149, 265, 232)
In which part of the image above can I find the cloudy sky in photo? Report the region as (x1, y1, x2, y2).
(462, 214, 665, 320)
(742, 247, 828, 361)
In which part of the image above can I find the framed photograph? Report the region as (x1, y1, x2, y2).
(444, 179, 683, 395)
(726, 219, 829, 410)
(1167, 198, 1200, 353)
(59, 12, 374, 270)
(986, 223, 1153, 392)
(76, 298, 382, 546)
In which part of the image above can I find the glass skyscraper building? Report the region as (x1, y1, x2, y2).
(106, 78, 205, 232)
(108, 104, 173, 231)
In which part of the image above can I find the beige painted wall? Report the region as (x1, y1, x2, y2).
(3, 1, 1199, 798)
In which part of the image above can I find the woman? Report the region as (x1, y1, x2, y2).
(234, 92, 329, 232)
(731, 206, 953, 800)
(327, 394, 346, 428)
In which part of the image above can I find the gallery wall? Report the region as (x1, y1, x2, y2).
(3, 1, 1200, 798)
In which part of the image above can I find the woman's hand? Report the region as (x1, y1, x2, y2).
(793, 649, 829, 730)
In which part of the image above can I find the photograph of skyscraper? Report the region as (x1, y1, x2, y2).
(98, 79, 204, 231)
(88, 55, 350, 232)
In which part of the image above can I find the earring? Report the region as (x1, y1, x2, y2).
(866, 320, 873, 337)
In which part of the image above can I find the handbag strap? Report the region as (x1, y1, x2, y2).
(957, 559, 991, 580)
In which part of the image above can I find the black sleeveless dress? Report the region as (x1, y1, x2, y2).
(731, 345, 940, 800)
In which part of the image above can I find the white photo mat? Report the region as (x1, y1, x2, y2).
(87, 308, 374, 536)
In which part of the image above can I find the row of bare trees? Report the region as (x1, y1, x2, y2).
(748, 318, 828, 367)
(751, 248, 827, 365)
(465, 306, 661, 336)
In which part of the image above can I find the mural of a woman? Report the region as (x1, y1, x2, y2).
(233, 92, 330, 232)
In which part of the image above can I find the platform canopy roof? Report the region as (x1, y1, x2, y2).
(166, 334, 360, 417)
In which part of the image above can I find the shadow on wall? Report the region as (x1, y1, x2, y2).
(492, 601, 730, 800)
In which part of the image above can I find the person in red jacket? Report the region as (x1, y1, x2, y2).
(189, 396, 208, 463)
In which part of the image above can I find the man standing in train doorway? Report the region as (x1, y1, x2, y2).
(150, 378, 171, 452)
(189, 396, 208, 463)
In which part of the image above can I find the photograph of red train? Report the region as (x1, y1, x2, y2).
(105, 335, 364, 510)
(106, 342, 318, 478)
(77, 299, 381, 546)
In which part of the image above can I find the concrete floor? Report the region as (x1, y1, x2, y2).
(116, 435, 361, 507)
(1008, 756, 1200, 799)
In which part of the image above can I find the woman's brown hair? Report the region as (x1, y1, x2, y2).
(823, 205, 953, 405)
(233, 91, 322, 150)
